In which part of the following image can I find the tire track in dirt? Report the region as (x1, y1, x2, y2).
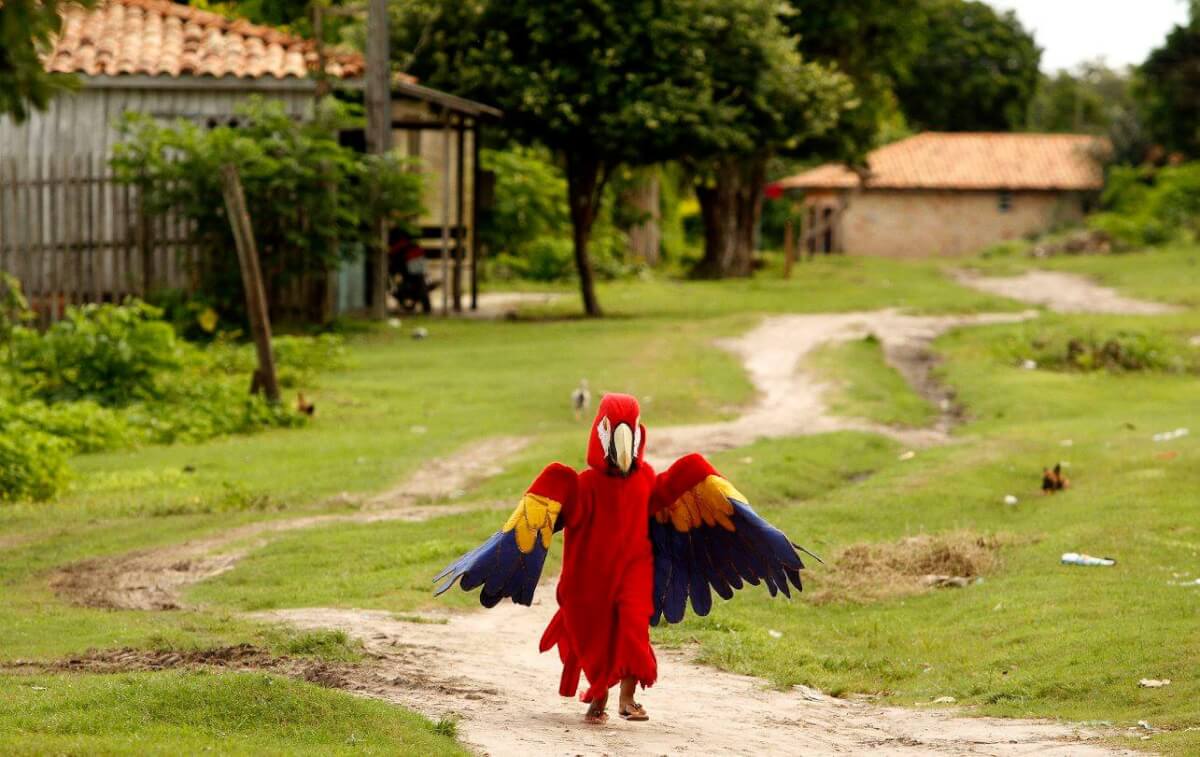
(50, 435, 528, 610)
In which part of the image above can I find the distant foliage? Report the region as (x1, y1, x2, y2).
(1139, 14, 1200, 158)
(113, 98, 424, 324)
(1090, 163, 1200, 247)
(482, 148, 628, 282)
(0, 426, 71, 503)
(895, 0, 1040, 132)
(0, 0, 97, 121)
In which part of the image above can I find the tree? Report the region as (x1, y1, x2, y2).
(895, 0, 1040, 132)
(1139, 12, 1200, 158)
(394, 0, 710, 316)
(782, 0, 928, 165)
(0, 0, 95, 121)
(686, 0, 851, 278)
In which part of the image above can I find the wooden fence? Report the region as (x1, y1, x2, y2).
(0, 154, 199, 323)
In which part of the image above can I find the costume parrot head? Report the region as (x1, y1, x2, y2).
(587, 393, 646, 477)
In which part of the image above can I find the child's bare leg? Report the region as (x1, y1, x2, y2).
(584, 690, 608, 724)
(618, 676, 648, 720)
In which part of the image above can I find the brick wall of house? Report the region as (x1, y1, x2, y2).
(840, 190, 1087, 258)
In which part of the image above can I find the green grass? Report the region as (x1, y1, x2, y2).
(0, 671, 465, 755)
(2, 249, 1198, 752)
(806, 335, 939, 428)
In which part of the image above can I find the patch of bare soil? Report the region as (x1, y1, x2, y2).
(464, 292, 565, 320)
(647, 309, 1035, 467)
(253, 599, 1128, 756)
(806, 533, 1007, 605)
(50, 437, 527, 611)
(2, 644, 354, 689)
(954, 270, 1180, 315)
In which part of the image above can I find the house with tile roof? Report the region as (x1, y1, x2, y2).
(0, 0, 499, 317)
(776, 133, 1108, 258)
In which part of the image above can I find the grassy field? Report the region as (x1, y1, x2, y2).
(2, 247, 1198, 753)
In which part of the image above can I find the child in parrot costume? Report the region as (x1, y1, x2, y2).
(434, 393, 812, 724)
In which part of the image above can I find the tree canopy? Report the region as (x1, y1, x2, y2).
(1139, 12, 1200, 158)
(0, 0, 95, 121)
(894, 0, 1040, 132)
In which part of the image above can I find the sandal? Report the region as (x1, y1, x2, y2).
(619, 702, 649, 722)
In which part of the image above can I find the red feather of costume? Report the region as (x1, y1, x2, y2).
(434, 393, 811, 702)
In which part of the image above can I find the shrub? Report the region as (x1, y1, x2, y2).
(113, 98, 424, 324)
(0, 398, 128, 453)
(1090, 163, 1200, 248)
(0, 425, 71, 502)
(11, 300, 180, 406)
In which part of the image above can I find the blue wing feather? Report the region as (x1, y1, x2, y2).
(650, 484, 811, 625)
(433, 530, 551, 608)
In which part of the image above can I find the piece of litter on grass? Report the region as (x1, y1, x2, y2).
(1021, 359, 1037, 370)
(1138, 720, 1154, 731)
(1139, 679, 1171, 688)
(1060, 439, 1073, 447)
(740, 457, 754, 465)
(387, 317, 402, 329)
(1062, 552, 1116, 567)
(1152, 427, 1189, 442)
(921, 575, 973, 589)
(932, 696, 956, 704)
(1003, 494, 1019, 506)
(1168, 578, 1200, 587)
(898, 450, 916, 461)
(767, 629, 783, 639)
(30, 686, 46, 691)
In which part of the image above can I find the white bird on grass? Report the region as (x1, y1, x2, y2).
(571, 379, 591, 420)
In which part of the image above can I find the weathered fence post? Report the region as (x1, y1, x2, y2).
(783, 215, 796, 279)
(219, 164, 280, 404)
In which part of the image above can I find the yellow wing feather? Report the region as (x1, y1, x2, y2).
(502, 493, 562, 553)
(655, 475, 742, 532)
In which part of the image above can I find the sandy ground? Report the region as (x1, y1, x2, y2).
(47, 282, 1180, 754)
(954, 270, 1179, 315)
(254, 601, 1128, 756)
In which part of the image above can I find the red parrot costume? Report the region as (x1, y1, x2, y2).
(435, 393, 811, 704)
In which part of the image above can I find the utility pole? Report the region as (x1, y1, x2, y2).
(366, 0, 391, 319)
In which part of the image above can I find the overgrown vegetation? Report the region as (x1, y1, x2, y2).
(997, 321, 1200, 374)
(1091, 162, 1200, 248)
(0, 292, 344, 502)
(113, 98, 424, 325)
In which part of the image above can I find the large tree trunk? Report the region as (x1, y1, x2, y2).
(692, 154, 768, 278)
(565, 153, 606, 317)
(621, 168, 661, 266)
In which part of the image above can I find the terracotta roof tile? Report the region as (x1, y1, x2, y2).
(47, 0, 366, 80)
(779, 133, 1108, 192)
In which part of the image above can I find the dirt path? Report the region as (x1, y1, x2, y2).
(254, 600, 1127, 756)
(954, 270, 1179, 315)
(648, 309, 1033, 467)
(51, 436, 528, 610)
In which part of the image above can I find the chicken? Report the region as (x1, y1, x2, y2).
(296, 392, 315, 416)
(1042, 463, 1069, 494)
(571, 379, 591, 420)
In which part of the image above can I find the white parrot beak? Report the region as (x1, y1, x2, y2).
(613, 423, 634, 474)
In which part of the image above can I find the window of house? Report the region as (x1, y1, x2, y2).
(998, 191, 1013, 213)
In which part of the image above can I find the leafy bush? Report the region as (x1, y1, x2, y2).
(11, 301, 180, 406)
(113, 98, 424, 324)
(481, 147, 630, 281)
(997, 324, 1199, 374)
(1090, 163, 1200, 247)
(0, 398, 128, 453)
(0, 425, 71, 502)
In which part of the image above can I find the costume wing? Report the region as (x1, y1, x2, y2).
(649, 453, 812, 625)
(433, 463, 576, 608)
